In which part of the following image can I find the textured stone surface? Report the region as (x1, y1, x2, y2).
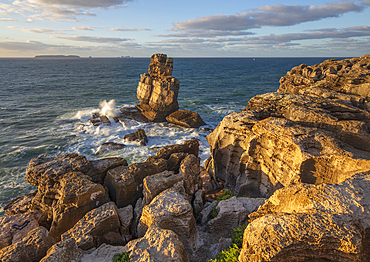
(279, 55, 370, 110)
(240, 171, 370, 262)
(166, 110, 206, 128)
(207, 196, 248, 235)
(199, 201, 217, 225)
(0, 226, 55, 262)
(207, 92, 370, 198)
(118, 204, 133, 243)
(138, 184, 199, 253)
(61, 202, 123, 250)
(40, 238, 82, 262)
(86, 157, 128, 184)
(142, 170, 183, 206)
(3, 191, 37, 216)
(124, 225, 189, 262)
(137, 54, 180, 122)
(180, 154, 202, 196)
(80, 243, 126, 262)
(95, 142, 125, 155)
(192, 189, 204, 219)
(147, 138, 199, 162)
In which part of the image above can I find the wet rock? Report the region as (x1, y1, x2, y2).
(95, 142, 125, 155)
(142, 170, 183, 206)
(138, 183, 199, 253)
(40, 238, 82, 262)
(0, 226, 55, 262)
(166, 110, 206, 128)
(240, 171, 370, 262)
(114, 106, 150, 126)
(88, 112, 111, 126)
(124, 128, 148, 146)
(137, 54, 180, 122)
(123, 225, 188, 262)
(61, 202, 123, 250)
(207, 92, 370, 198)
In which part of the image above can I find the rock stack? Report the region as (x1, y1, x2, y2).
(137, 54, 180, 122)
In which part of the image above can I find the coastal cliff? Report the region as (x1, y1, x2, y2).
(1, 55, 370, 262)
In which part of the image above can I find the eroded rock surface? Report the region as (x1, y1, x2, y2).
(137, 54, 180, 122)
(240, 171, 370, 262)
(166, 110, 206, 128)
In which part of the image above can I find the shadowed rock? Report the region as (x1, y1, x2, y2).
(166, 110, 206, 128)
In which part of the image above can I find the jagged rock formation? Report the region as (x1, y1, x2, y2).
(240, 171, 370, 262)
(137, 54, 180, 122)
(279, 55, 370, 110)
(124, 128, 148, 146)
(166, 110, 206, 128)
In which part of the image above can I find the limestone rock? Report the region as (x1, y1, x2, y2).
(240, 171, 370, 262)
(61, 202, 123, 250)
(142, 170, 183, 206)
(86, 157, 128, 184)
(166, 110, 206, 128)
(180, 154, 202, 196)
(117, 204, 133, 243)
(0, 211, 42, 249)
(138, 184, 199, 253)
(199, 201, 217, 225)
(207, 196, 248, 235)
(3, 191, 37, 216)
(207, 92, 370, 198)
(131, 198, 143, 239)
(192, 189, 204, 219)
(137, 54, 180, 122)
(104, 160, 167, 208)
(279, 55, 370, 111)
(123, 225, 188, 262)
(0, 226, 55, 262)
(124, 128, 148, 146)
(40, 238, 82, 262)
(236, 197, 266, 214)
(199, 167, 216, 194)
(79, 243, 126, 262)
(95, 142, 125, 155)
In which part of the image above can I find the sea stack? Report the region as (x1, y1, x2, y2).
(137, 54, 180, 122)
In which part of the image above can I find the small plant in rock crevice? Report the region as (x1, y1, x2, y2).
(113, 252, 130, 262)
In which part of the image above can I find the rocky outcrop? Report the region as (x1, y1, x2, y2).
(137, 54, 180, 122)
(138, 183, 199, 253)
(240, 171, 370, 262)
(124, 225, 189, 262)
(279, 55, 370, 110)
(124, 128, 148, 146)
(40, 238, 82, 262)
(95, 142, 125, 155)
(207, 91, 370, 198)
(3, 191, 37, 216)
(180, 154, 202, 196)
(166, 110, 206, 128)
(0, 226, 55, 262)
(61, 202, 123, 250)
(88, 112, 111, 126)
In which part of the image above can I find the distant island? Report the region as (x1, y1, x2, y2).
(34, 55, 81, 59)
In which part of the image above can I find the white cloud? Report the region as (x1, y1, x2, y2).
(51, 35, 132, 43)
(27, 0, 133, 8)
(0, 18, 17, 21)
(157, 30, 254, 38)
(72, 26, 94, 31)
(109, 26, 151, 32)
(27, 18, 34, 22)
(171, 2, 364, 32)
(8, 26, 67, 34)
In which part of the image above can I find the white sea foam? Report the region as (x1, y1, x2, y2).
(100, 99, 120, 118)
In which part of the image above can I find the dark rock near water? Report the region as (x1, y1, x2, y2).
(124, 128, 148, 146)
(166, 110, 206, 128)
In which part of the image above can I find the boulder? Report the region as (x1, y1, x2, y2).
(123, 225, 188, 262)
(207, 196, 248, 235)
(0, 226, 55, 262)
(3, 191, 37, 216)
(142, 170, 183, 206)
(40, 238, 82, 262)
(117, 205, 133, 243)
(114, 106, 150, 125)
(88, 112, 111, 126)
(86, 157, 128, 184)
(279, 55, 370, 111)
(137, 54, 180, 122)
(61, 202, 123, 250)
(199, 167, 216, 194)
(124, 128, 148, 146)
(166, 110, 206, 128)
(138, 183, 199, 253)
(206, 92, 370, 198)
(79, 243, 126, 262)
(0, 211, 42, 249)
(95, 142, 125, 155)
(240, 171, 370, 262)
(199, 201, 217, 225)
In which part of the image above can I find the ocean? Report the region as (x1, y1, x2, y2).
(0, 57, 338, 216)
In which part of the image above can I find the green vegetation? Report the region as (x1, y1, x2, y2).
(210, 224, 247, 262)
(211, 189, 235, 218)
(113, 252, 130, 262)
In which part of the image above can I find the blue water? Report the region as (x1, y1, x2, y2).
(0, 57, 337, 216)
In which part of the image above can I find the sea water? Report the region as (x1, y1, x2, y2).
(0, 57, 337, 216)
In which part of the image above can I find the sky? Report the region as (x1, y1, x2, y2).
(0, 0, 369, 57)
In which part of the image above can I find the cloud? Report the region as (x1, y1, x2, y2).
(171, 2, 364, 32)
(51, 35, 132, 43)
(72, 26, 94, 31)
(8, 26, 67, 34)
(109, 26, 151, 32)
(156, 30, 254, 38)
(0, 18, 17, 21)
(27, 0, 133, 8)
(27, 18, 34, 22)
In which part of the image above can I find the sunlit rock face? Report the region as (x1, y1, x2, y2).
(137, 54, 180, 122)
